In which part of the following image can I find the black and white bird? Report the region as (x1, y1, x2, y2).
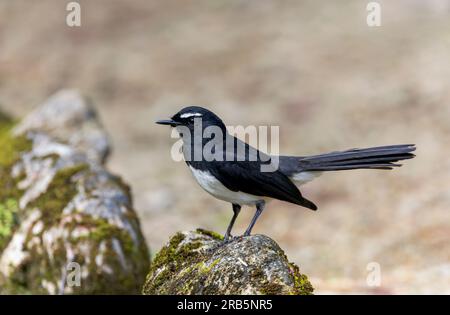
(157, 106, 416, 242)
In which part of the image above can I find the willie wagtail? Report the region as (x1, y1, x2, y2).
(157, 106, 416, 242)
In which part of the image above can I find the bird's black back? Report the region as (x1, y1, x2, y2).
(185, 134, 317, 210)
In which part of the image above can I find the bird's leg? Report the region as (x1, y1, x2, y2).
(243, 201, 265, 237)
(223, 204, 241, 242)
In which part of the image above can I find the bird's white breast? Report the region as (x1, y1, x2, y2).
(188, 166, 264, 205)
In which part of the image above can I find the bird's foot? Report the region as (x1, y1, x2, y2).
(222, 235, 240, 245)
(206, 236, 239, 254)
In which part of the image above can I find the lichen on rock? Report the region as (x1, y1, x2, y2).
(0, 114, 31, 254)
(142, 229, 313, 295)
(0, 91, 150, 294)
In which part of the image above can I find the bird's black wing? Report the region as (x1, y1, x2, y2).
(209, 161, 317, 210)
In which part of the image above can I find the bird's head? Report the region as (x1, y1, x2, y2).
(156, 106, 226, 132)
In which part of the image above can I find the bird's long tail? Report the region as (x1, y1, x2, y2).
(297, 144, 416, 172)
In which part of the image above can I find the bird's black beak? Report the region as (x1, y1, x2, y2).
(156, 119, 180, 127)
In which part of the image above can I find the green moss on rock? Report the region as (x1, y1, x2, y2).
(28, 164, 89, 227)
(64, 214, 149, 294)
(0, 199, 19, 250)
(196, 228, 224, 241)
(4, 164, 150, 294)
(2, 162, 149, 294)
(0, 115, 31, 201)
(143, 231, 212, 294)
(0, 116, 31, 168)
(143, 230, 313, 295)
(0, 115, 32, 252)
(289, 262, 314, 295)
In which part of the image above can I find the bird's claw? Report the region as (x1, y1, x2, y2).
(205, 235, 240, 254)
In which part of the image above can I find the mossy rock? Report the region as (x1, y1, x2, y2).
(142, 229, 313, 295)
(0, 113, 32, 252)
(0, 93, 150, 294)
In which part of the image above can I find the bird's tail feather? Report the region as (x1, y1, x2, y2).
(298, 144, 416, 172)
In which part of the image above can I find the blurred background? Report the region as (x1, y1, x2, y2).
(0, 0, 449, 294)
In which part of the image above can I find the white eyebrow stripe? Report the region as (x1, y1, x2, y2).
(180, 113, 202, 118)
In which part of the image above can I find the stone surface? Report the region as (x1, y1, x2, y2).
(142, 229, 313, 295)
(0, 90, 150, 294)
